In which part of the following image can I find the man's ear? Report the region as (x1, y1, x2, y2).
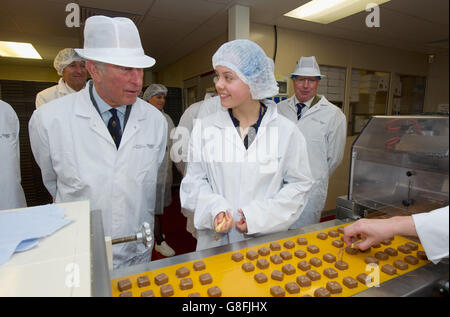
(85, 60, 101, 82)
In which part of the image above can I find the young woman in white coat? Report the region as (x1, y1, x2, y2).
(180, 40, 314, 251)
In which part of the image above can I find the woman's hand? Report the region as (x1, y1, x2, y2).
(214, 211, 234, 232)
(235, 209, 248, 233)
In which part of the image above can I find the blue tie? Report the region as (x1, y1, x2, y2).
(296, 103, 307, 120)
(108, 108, 122, 149)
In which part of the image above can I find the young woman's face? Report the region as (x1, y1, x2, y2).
(214, 65, 253, 109)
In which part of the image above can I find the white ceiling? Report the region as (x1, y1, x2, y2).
(0, 0, 448, 71)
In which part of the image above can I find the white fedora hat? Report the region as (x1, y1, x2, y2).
(290, 56, 325, 78)
(75, 15, 155, 68)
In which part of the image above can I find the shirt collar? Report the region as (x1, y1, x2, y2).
(294, 95, 315, 108)
(91, 83, 127, 115)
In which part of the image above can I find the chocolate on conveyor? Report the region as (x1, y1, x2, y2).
(282, 264, 296, 275)
(154, 273, 169, 286)
(404, 255, 419, 265)
(374, 251, 389, 261)
(372, 243, 381, 248)
(118, 278, 132, 291)
(356, 273, 372, 285)
(405, 242, 418, 251)
(393, 259, 409, 270)
(359, 247, 371, 253)
(417, 250, 428, 260)
(258, 247, 270, 256)
(199, 272, 213, 285)
(246, 250, 259, 260)
(176, 266, 190, 278)
(188, 292, 201, 297)
(364, 256, 379, 265)
(323, 253, 336, 263)
(326, 281, 343, 294)
(271, 269, 284, 281)
(306, 270, 321, 281)
(323, 268, 338, 279)
(297, 260, 311, 271)
(256, 258, 270, 269)
(297, 237, 308, 245)
(141, 290, 155, 297)
(332, 240, 344, 248)
(296, 275, 312, 287)
(160, 284, 174, 297)
(294, 249, 307, 259)
(280, 250, 292, 260)
(381, 264, 397, 275)
(242, 262, 255, 272)
(345, 246, 358, 255)
(254, 272, 268, 283)
(270, 242, 281, 251)
(380, 239, 392, 245)
(328, 230, 340, 238)
(179, 278, 193, 290)
(283, 240, 295, 249)
(307, 245, 320, 254)
(342, 276, 358, 289)
(285, 282, 300, 294)
(231, 252, 244, 262)
(309, 257, 322, 267)
(314, 287, 330, 297)
(397, 245, 412, 254)
(207, 286, 222, 297)
(270, 285, 285, 297)
(193, 260, 206, 271)
(384, 247, 398, 256)
(337, 227, 345, 234)
(120, 291, 132, 297)
(317, 232, 328, 240)
(334, 260, 349, 271)
(270, 254, 283, 265)
(137, 275, 150, 288)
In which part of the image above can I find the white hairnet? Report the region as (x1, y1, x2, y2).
(212, 39, 279, 100)
(142, 84, 168, 101)
(53, 48, 84, 76)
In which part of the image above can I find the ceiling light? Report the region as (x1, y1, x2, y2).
(0, 41, 42, 59)
(284, 0, 391, 24)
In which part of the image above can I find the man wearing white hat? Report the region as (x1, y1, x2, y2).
(35, 48, 87, 108)
(29, 16, 167, 269)
(278, 56, 346, 229)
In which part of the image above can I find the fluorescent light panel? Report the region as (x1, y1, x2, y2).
(284, 0, 391, 24)
(0, 41, 42, 59)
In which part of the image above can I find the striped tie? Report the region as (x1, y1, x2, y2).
(296, 103, 307, 120)
(108, 108, 122, 149)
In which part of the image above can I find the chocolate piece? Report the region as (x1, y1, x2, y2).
(374, 251, 389, 261)
(317, 232, 328, 240)
(380, 238, 392, 245)
(385, 247, 398, 256)
(270, 242, 281, 251)
(270, 254, 283, 264)
(356, 273, 372, 285)
(314, 287, 330, 297)
(188, 292, 201, 297)
(342, 276, 358, 289)
(337, 227, 345, 234)
(381, 264, 397, 275)
(405, 242, 418, 251)
(307, 245, 320, 254)
(154, 273, 169, 286)
(282, 264, 296, 275)
(294, 249, 306, 259)
(199, 273, 213, 285)
(231, 252, 244, 262)
(306, 270, 321, 281)
(332, 240, 344, 248)
(335, 261, 349, 270)
(360, 247, 371, 253)
(256, 258, 270, 269)
(254, 272, 268, 283)
(118, 278, 132, 291)
(298, 260, 311, 271)
(285, 282, 300, 294)
(193, 261, 206, 271)
(120, 291, 132, 297)
(284, 240, 295, 249)
(280, 251, 292, 260)
(137, 275, 150, 288)
(297, 237, 308, 245)
(404, 255, 419, 265)
(345, 246, 358, 255)
(393, 259, 409, 270)
(296, 275, 312, 287)
(326, 281, 343, 294)
(160, 284, 174, 297)
(242, 262, 255, 272)
(141, 290, 155, 297)
(323, 253, 336, 263)
(207, 286, 222, 297)
(179, 278, 193, 290)
(417, 250, 428, 260)
(372, 243, 381, 248)
(176, 266, 190, 278)
(246, 250, 259, 260)
(364, 256, 379, 265)
(271, 270, 284, 281)
(323, 268, 338, 279)
(258, 247, 270, 256)
(328, 230, 340, 238)
(270, 285, 285, 297)
(398, 245, 412, 254)
(309, 257, 322, 267)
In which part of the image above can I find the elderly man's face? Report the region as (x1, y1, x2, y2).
(90, 62, 143, 107)
(293, 76, 320, 103)
(63, 61, 87, 91)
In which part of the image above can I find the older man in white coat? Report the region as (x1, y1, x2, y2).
(278, 56, 346, 229)
(29, 16, 167, 269)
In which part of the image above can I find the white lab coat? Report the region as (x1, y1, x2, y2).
(35, 78, 79, 108)
(180, 98, 313, 251)
(278, 95, 346, 229)
(29, 84, 167, 269)
(0, 100, 27, 210)
(412, 206, 449, 263)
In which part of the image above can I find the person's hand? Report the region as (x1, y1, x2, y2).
(214, 211, 234, 232)
(343, 218, 396, 251)
(235, 209, 248, 233)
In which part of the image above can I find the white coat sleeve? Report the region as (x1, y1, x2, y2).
(179, 122, 233, 230)
(242, 128, 314, 235)
(154, 117, 168, 215)
(327, 111, 346, 176)
(412, 206, 449, 264)
(28, 109, 57, 198)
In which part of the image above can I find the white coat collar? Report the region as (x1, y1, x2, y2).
(57, 77, 76, 95)
(287, 94, 327, 117)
